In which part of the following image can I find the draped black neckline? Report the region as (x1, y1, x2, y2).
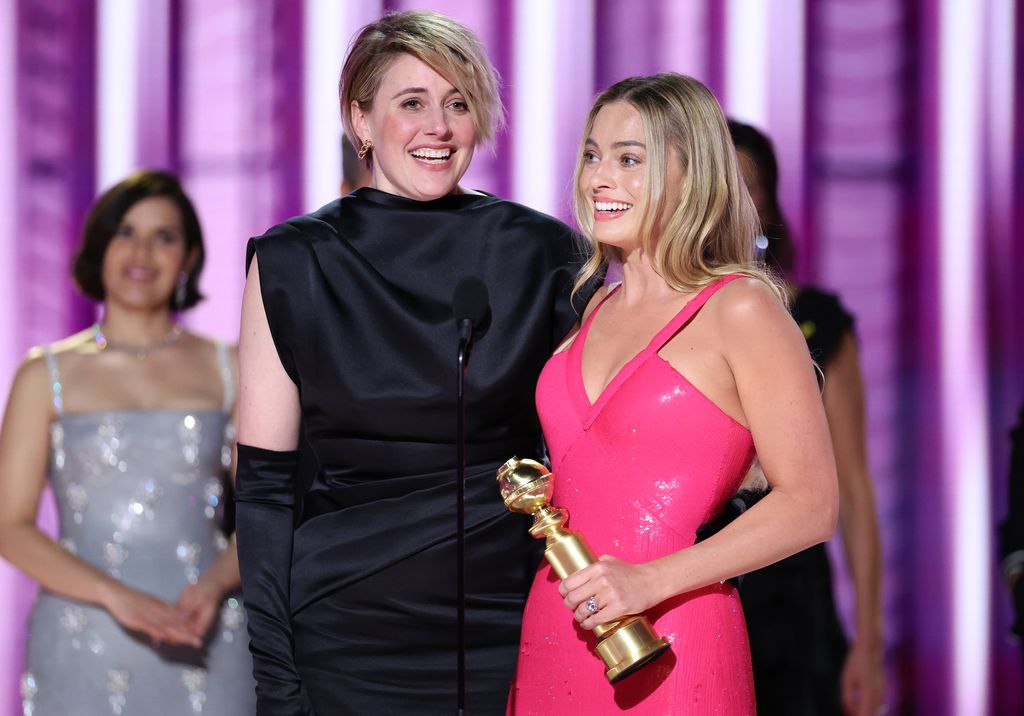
(349, 186, 500, 212)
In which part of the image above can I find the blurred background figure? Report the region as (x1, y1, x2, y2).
(728, 120, 885, 716)
(998, 403, 1024, 682)
(0, 172, 254, 715)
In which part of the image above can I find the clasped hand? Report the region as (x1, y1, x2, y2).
(559, 555, 661, 630)
(107, 581, 223, 649)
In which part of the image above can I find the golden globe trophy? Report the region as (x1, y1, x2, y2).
(496, 457, 671, 683)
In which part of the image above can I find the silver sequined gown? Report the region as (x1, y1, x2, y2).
(21, 348, 256, 716)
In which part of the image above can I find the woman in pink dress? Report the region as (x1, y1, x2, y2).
(509, 74, 839, 714)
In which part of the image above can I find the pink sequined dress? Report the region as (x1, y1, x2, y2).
(509, 277, 757, 714)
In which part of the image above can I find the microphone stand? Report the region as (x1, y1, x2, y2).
(456, 320, 471, 716)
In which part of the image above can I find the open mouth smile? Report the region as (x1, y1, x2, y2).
(409, 148, 453, 164)
(594, 200, 633, 218)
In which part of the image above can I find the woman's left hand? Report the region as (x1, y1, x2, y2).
(559, 555, 663, 630)
(840, 638, 886, 716)
(175, 581, 224, 642)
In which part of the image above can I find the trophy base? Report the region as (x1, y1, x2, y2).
(595, 615, 672, 684)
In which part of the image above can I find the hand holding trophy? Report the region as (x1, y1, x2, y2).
(496, 457, 670, 683)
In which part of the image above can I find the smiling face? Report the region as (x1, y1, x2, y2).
(100, 196, 193, 313)
(352, 53, 478, 201)
(579, 101, 684, 253)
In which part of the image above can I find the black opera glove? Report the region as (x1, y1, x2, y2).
(235, 443, 314, 716)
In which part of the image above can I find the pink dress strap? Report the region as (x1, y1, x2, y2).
(645, 274, 745, 356)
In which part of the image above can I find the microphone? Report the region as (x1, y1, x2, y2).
(452, 277, 491, 348)
(451, 276, 490, 716)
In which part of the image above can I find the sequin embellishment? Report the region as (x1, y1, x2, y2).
(176, 541, 202, 584)
(65, 482, 89, 524)
(20, 672, 37, 716)
(180, 415, 202, 466)
(220, 597, 244, 642)
(106, 669, 130, 715)
(182, 668, 207, 713)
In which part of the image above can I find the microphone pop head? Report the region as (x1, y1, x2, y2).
(453, 277, 491, 343)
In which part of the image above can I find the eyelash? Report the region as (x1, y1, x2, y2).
(582, 151, 642, 167)
(400, 98, 470, 112)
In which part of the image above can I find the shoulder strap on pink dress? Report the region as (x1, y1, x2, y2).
(648, 275, 745, 354)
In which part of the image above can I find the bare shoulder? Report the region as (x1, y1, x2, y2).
(709, 277, 791, 329)
(184, 331, 235, 352)
(179, 331, 239, 371)
(7, 349, 56, 413)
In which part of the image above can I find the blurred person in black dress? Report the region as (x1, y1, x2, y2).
(721, 120, 886, 716)
(998, 403, 1024, 679)
(234, 10, 594, 715)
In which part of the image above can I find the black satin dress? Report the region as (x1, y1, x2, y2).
(242, 188, 590, 715)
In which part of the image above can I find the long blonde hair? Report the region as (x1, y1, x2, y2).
(572, 73, 784, 303)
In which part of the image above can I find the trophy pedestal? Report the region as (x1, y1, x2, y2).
(593, 615, 671, 683)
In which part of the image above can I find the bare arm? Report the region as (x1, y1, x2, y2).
(563, 279, 839, 624)
(238, 257, 301, 450)
(235, 254, 312, 714)
(0, 355, 199, 646)
(823, 333, 885, 716)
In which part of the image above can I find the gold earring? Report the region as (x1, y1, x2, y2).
(357, 139, 372, 160)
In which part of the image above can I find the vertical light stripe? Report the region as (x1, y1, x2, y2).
(0, 7, 22, 710)
(724, 0, 770, 126)
(97, 0, 139, 190)
(939, 1, 989, 714)
(0, 0, 16, 388)
(512, 0, 558, 214)
(303, 0, 384, 210)
(303, 1, 353, 210)
(553, 0, 595, 220)
(766, 0, 805, 259)
(987, 0, 1016, 226)
(660, 1, 709, 78)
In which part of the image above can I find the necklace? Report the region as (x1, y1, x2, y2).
(93, 322, 184, 361)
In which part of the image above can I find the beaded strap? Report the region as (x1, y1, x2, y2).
(42, 348, 64, 416)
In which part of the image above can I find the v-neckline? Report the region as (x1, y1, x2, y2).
(569, 279, 733, 427)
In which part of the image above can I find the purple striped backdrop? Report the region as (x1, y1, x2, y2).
(0, 2, 1021, 714)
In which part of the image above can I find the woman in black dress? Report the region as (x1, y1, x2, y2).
(234, 11, 592, 715)
(726, 120, 886, 716)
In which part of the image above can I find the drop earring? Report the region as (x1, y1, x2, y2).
(357, 138, 372, 160)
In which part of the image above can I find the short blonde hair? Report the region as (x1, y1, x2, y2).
(339, 11, 503, 162)
(572, 73, 783, 302)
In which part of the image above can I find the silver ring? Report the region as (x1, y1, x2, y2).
(584, 596, 599, 615)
